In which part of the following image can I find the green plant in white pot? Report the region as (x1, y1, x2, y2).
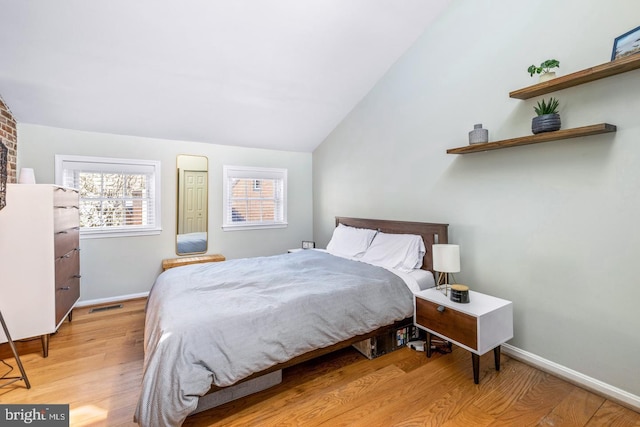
(527, 59, 560, 82)
(532, 97, 561, 134)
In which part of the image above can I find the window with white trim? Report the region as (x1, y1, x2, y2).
(55, 155, 161, 238)
(222, 165, 287, 231)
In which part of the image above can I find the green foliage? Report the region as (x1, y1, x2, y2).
(528, 59, 560, 76)
(534, 97, 560, 116)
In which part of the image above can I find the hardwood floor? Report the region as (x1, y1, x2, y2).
(1, 298, 639, 426)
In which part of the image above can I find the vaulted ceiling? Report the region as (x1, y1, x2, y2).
(0, 1, 451, 152)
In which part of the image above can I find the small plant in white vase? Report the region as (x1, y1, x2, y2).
(527, 59, 560, 82)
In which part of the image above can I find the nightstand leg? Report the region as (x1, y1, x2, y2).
(472, 353, 480, 384)
(426, 332, 432, 358)
(494, 346, 501, 371)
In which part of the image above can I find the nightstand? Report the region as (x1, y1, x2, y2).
(287, 248, 304, 253)
(414, 287, 513, 384)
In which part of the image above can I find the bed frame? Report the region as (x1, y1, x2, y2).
(205, 217, 448, 393)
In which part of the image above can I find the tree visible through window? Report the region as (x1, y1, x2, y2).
(77, 172, 148, 228)
(55, 155, 161, 237)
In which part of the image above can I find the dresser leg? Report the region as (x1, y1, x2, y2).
(41, 334, 50, 358)
(68, 311, 73, 322)
(425, 332, 432, 358)
(472, 353, 480, 384)
(494, 346, 501, 371)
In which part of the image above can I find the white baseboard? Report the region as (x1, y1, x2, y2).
(75, 292, 149, 308)
(502, 343, 640, 412)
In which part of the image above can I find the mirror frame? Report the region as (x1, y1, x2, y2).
(176, 154, 208, 255)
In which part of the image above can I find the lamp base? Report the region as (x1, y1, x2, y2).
(435, 272, 456, 296)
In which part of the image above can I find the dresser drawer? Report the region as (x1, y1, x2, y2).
(54, 227, 80, 259)
(55, 277, 80, 325)
(415, 297, 478, 350)
(55, 248, 80, 286)
(53, 187, 79, 207)
(54, 206, 80, 233)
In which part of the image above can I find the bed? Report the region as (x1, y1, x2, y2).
(134, 217, 448, 427)
(176, 231, 207, 254)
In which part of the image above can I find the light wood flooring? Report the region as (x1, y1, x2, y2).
(1, 298, 639, 426)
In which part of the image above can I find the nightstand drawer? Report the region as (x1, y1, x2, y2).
(415, 297, 477, 350)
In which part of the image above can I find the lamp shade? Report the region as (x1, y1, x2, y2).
(432, 244, 460, 273)
(18, 168, 36, 184)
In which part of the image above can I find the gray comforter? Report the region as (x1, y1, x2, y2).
(134, 250, 414, 426)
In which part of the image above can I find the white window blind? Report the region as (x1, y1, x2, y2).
(222, 165, 287, 231)
(55, 155, 161, 238)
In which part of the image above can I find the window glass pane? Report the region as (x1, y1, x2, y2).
(231, 205, 246, 222)
(103, 174, 124, 198)
(262, 200, 276, 220)
(223, 166, 286, 230)
(125, 174, 148, 198)
(79, 173, 102, 198)
(101, 200, 125, 227)
(247, 200, 263, 221)
(261, 180, 274, 194)
(79, 201, 101, 228)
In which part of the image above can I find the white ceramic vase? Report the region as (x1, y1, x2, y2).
(538, 72, 556, 82)
(468, 124, 488, 145)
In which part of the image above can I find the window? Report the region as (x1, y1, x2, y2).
(55, 155, 161, 238)
(222, 165, 287, 231)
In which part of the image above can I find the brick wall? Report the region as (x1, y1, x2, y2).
(0, 95, 17, 183)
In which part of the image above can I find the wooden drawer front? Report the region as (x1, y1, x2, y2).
(54, 227, 80, 259)
(416, 298, 478, 350)
(53, 187, 79, 207)
(54, 206, 80, 233)
(55, 248, 80, 287)
(55, 277, 80, 325)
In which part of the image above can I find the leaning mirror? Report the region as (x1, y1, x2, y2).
(176, 155, 208, 255)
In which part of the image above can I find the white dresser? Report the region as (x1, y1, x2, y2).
(0, 184, 81, 357)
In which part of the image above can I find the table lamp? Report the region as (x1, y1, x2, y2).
(432, 244, 460, 295)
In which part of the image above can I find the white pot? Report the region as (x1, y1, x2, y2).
(538, 72, 556, 82)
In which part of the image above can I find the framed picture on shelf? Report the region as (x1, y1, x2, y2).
(611, 25, 640, 60)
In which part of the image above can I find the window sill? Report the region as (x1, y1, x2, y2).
(222, 223, 288, 232)
(80, 227, 162, 239)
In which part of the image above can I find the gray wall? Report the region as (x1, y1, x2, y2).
(314, 0, 640, 398)
(18, 124, 313, 302)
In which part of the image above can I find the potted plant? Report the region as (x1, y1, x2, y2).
(532, 97, 561, 134)
(527, 59, 560, 82)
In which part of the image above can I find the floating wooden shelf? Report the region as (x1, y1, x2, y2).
(509, 55, 640, 100)
(447, 123, 616, 155)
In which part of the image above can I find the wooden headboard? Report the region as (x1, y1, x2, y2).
(335, 217, 448, 274)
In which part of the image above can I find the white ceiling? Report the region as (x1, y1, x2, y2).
(0, 1, 451, 152)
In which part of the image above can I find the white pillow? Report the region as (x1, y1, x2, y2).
(360, 232, 426, 272)
(326, 224, 377, 258)
(407, 268, 435, 290)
